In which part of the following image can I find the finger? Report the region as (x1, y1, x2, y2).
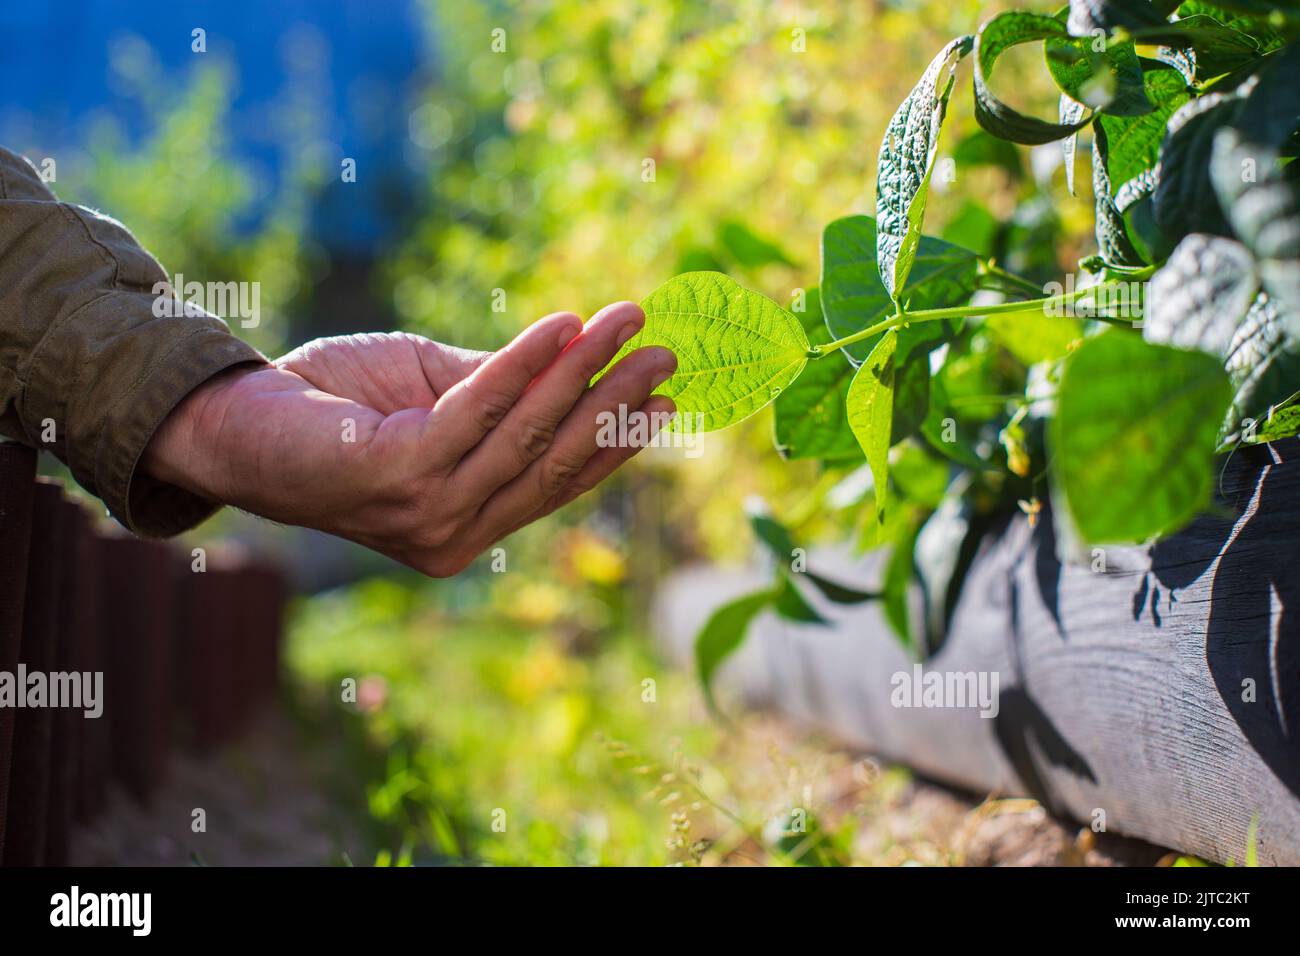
(536, 395, 678, 519)
(454, 300, 649, 494)
(476, 351, 676, 537)
(422, 311, 583, 467)
(493, 396, 677, 544)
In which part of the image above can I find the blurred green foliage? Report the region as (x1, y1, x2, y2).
(54, 34, 323, 357)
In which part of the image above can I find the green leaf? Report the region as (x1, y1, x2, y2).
(891, 441, 952, 508)
(951, 129, 1025, 175)
(749, 511, 797, 564)
(620, 271, 810, 431)
(921, 375, 989, 471)
(882, 522, 920, 652)
(985, 310, 1085, 364)
(803, 572, 879, 604)
(822, 215, 978, 363)
(1093, 124, 1147, 265)
(847, 330, 899, 524)
(717, 220, 796, 270)
(941, 200, 1001, 255)
(1045, 16, 1150, 115)
(1212, 128, 1300, 319)
(1095, 65, 1191, 194)
(773, 574, 828, 624)
(1152, 91, 1244, 240)
(1051, 329, 1232, 543)
(892, 354, 932, 443)
(973, 12, 1097, 145)
(1223, 293, 1300, 436)
(1246, 401, 1300, 443)
(1143, 233, 1258, 356)
(1171, 16, 1264, 76)
(773, 287, 862, 461)
(749, 510, 879, 604)
(1067, 0, 1176, 36)
(1231, 42, 1300, 147)
(694, 589, 775, 715)
(876, 35, 974, 299)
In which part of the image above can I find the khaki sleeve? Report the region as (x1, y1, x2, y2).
(0, 146, 268, 537)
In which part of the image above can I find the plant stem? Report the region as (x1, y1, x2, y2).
(978, 261, 1044, 296)
(813, 277, 1140, 358)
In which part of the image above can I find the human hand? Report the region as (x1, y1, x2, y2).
(142, 302, 676, 576)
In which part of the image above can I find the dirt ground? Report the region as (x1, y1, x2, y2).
(69, 707, 1170, 867)
(70, 710, 367, 867)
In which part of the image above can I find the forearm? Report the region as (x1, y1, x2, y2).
(0, 145, 267, 536)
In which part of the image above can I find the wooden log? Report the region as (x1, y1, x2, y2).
(43, 495, 88, 865)
(4, 481, 66, 865)
(0, 443, 36, 858)
(72, 512, 107, 826)
(101, 536, 175, 803)
(655, 438, 1300, 865)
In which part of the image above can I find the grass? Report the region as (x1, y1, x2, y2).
(284, 570, 937, 867)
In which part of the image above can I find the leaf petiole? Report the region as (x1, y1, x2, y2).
(813, 276, 1144, 358)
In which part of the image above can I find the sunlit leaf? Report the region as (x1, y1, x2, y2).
(616, 271, 810, 431)
(1051, 329, 1232, 543)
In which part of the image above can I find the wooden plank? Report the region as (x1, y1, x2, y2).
(0, 442, 36, 858)
(654, 438, 1300, 865)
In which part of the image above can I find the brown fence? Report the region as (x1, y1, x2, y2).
(0, 442, 289, 866)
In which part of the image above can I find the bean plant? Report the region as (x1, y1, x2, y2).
(597, 1, 1300, 701)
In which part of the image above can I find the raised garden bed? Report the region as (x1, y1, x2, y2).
(655, 438, 1300, 865)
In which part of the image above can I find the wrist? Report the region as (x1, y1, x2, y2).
(142, 362, 266, 501)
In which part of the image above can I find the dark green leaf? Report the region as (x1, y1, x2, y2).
(695, 589, 775, 715)
(749, 511, 796, 564)
(1045, 18, 1150, 114)
(921, 374, 990, 471)
(951, 129, 1025, 175)
(1233, 43, 1300, 148)
(1212, 128, 1300, 318)
(773, 288, 862, 461)
(891, 355, 932, 444)
(803, 572, 879, 604)
(882, 522, 920, 652)
(940, 200, 1001, 255)
(773, 574, 828, 624)
(1147, 13, 1265, 78)
(1067, 0, 1176, 36)
(1143, 233, 1258, 356)
(1224, 293, 1300, 435)
(1093, 124, 1147, 265)
(1152, 91, 1244, 240)
(974, 12, 1099, 145)
(749, 510, 879, 604)
(717, 220, 797, 270)
(822, 215, 978, 363)
(1095, 64, 1190, 194)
